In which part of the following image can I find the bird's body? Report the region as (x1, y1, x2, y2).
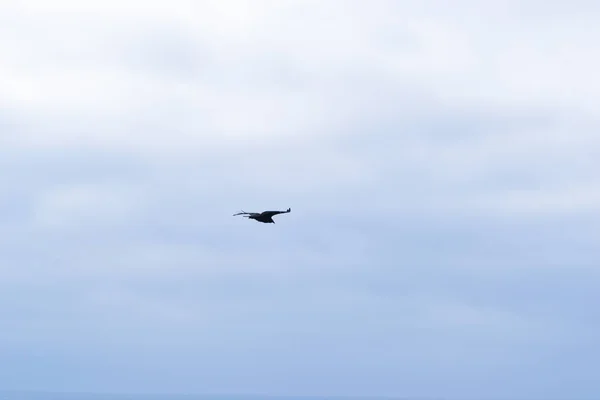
(233, 208, 291, 223)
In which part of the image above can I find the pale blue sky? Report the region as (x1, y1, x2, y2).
(1, 1, 599, 399)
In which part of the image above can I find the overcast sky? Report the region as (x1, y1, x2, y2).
(1, 1, 599, 399)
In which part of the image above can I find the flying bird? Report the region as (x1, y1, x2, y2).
(233, 208, 291, 223)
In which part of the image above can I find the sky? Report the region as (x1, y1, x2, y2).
(1, 0, 599, 399)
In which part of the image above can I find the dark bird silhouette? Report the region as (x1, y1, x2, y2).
(233, 208, 291, 223)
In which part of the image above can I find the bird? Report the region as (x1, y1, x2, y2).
(233, 208, 291, 223)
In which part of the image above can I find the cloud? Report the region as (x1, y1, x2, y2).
(1, 0, 600, 398)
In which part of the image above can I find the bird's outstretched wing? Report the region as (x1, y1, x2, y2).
(260, 208, 291, 218)
(233, 210, 251, 216)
